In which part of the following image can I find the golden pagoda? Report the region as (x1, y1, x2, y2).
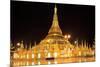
(11, 5, 95, 66)
(32, 5, 74, 59)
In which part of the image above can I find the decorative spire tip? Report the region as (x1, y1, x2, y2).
(54, 4, 57, 14)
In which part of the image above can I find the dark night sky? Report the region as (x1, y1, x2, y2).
(11, 1, 95, 46)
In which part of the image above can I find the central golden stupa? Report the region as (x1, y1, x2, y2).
(33, 5, 74, 58)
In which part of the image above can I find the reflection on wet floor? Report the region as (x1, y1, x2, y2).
(11, 56, 95, 66)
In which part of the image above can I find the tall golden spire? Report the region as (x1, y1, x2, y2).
(48, 5, 62, 35)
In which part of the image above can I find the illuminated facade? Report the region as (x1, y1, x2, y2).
(11, 5, 95, 66)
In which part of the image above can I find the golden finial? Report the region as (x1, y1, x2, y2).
(34, 41, 36, 46)
(81, 40, 84, 47)
(29, 42, 32, 50)
(84, 40, 87, 48)
(21, 40, 24, 49)
(54, 4, 57, 14)
(25, 44, 27, 50)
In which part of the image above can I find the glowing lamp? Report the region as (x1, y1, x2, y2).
(68, 34, 71, 39)
(48, 61, 51, 64)
(17, 43, 20, 46)
(54, 52, 57, 58)
(64, 35, 67, 39)
(38, 61, 41, 65)
(74, 41, 77, 44)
